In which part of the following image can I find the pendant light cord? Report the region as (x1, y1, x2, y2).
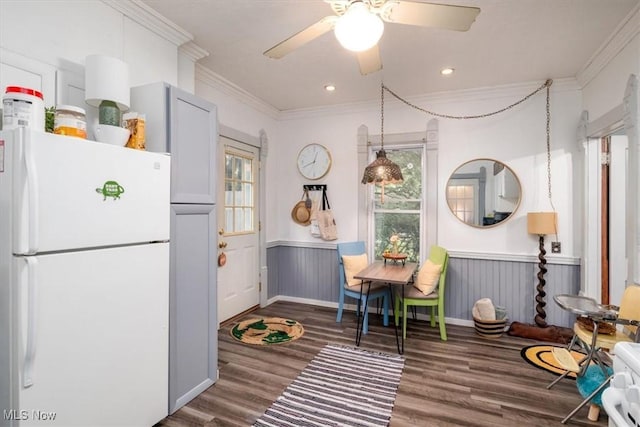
(545, 82, 556, 213)
(381, 79, 556, 213)
(375, 79, 555, 217)
(380, 82, 385, 149)
(382, 79, 552, 120)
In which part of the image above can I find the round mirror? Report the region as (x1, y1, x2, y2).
(446, 159, 521, 228)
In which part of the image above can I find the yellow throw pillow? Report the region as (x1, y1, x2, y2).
(414, 259, 442, 295)
(342, 254, 369, 287)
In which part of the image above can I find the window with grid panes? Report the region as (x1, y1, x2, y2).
(224, 152, 255, 234)
(371, 147, 423, 263)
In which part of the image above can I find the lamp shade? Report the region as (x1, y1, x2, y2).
(361, 149, 403, 184)
(527, 212, 557, 235)
(334, 1, 384, 52)
(84, 55, 130, 111)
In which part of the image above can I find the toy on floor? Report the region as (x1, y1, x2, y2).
(575, 364, 613, 421)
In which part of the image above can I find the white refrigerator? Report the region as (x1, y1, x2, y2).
(0, 128, 171, 426)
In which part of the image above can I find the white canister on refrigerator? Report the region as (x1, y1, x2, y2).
(2, 86, 45, 131)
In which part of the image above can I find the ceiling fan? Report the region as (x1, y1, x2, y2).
(263, 0, 481, 75)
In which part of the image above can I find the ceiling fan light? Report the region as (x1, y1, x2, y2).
(334, 2, 384, 52)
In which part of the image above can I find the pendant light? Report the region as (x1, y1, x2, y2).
(361, 83, 403, 203)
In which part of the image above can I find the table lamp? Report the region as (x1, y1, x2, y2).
(527, 211, 557, 327)
(85, 54, 130, 145)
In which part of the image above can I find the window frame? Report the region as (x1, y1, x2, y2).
(369, 145, 425, 263)
(357, 120, 440, 264)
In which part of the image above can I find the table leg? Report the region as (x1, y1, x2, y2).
(355, 281, 372, 347)
(400, 283, 405, 354)
(388, 284, 403, 354)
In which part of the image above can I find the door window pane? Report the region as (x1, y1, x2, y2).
(225, 155, 233, 179)
(224, 151, 255, 234)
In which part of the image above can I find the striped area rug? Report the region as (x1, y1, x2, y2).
(253, 344, 405, 427)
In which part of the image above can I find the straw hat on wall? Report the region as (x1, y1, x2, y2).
(291, 200, 311, 226)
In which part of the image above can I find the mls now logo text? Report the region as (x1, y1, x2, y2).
(4, 409, 57, 421)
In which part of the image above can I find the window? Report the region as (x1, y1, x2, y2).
(371, 147, 423, 263)
(224, 151, 255, 234)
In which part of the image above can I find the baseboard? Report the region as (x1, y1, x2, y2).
(265, 295, 475, 328)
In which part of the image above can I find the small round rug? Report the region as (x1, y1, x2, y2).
(230, 317, 304, 345)
(520, 344, 586, 379)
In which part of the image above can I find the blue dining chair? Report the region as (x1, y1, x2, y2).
(336, 241, 390, 334)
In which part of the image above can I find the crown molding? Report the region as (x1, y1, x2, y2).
(179, 42, 209, 62)
(101, 0, 193, 46)
(195, 64, 280, 119)
(577, 3, 640, 88)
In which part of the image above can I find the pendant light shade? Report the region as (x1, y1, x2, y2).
(362, 84, 403, 203)
(361, 149, 403, 184)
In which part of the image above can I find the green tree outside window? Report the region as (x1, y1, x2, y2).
(372, 148, 422, 263)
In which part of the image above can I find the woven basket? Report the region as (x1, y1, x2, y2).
(473, 317, 508, 338)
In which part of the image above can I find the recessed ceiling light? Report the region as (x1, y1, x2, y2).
(324, 84, 336, 92)
(440, 68, 455, 76)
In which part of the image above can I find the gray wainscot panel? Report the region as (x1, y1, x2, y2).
(267, 244, 579, 328)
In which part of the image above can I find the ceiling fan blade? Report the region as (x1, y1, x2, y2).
(382, 1, 480, 31)
(357, 45, 382, 75)
(264, 16, 338, 59)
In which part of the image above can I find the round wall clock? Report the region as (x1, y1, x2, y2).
(297, 143, 332, 180)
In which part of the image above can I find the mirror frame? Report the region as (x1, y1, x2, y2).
(446, 158, 522, 229)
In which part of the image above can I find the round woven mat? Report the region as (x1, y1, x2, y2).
(230, 317, 304, 345)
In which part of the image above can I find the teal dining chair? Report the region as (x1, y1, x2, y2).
(336, 241, 390, 334)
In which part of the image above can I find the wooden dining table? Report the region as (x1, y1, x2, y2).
(354, 261, 418, 354)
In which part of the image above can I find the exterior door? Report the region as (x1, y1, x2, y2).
(217, 136, 260, 323)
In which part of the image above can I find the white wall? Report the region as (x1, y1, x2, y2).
(275, 81, 583, 259)
(0, 0, 179, 96)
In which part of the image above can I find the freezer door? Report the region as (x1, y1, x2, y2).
(11, 243, 169, 426)
(6, 129, 170, 255)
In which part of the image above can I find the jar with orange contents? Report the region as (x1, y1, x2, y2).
(54, 105, 87, 139)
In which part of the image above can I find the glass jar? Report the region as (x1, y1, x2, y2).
(54, 105, 87, 139)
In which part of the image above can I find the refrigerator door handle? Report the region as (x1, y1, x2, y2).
(24, 139, 39, 254)
(23, 256, 38, 388)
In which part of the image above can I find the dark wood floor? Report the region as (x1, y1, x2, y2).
(157, 301, 608, 427)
